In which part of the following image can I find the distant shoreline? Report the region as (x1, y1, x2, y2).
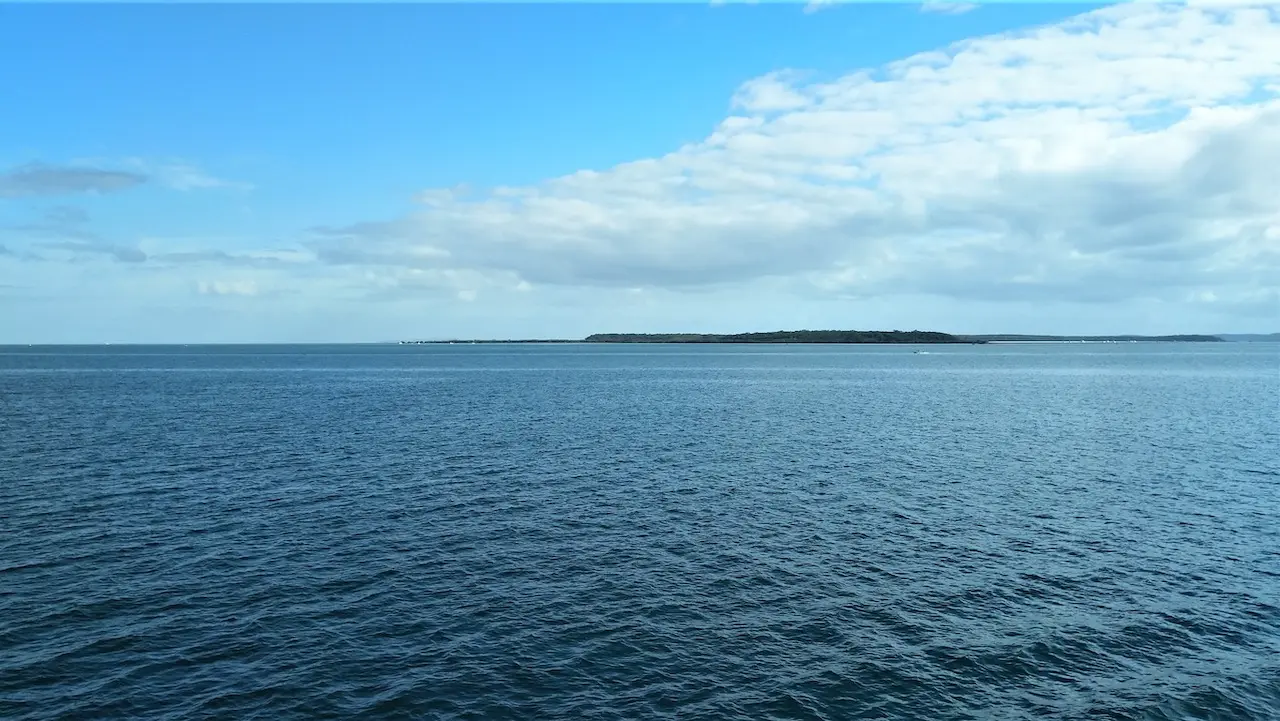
(397, 331, 1230, 345)
(1, 333, 1267, 346)
(964, 334, 1224, 343)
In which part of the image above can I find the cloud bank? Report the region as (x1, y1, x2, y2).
(3, 3, 1278, 340)
(299, 3, 1279, 315)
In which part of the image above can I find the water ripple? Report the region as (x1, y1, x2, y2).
(2, 344, 1278, 720)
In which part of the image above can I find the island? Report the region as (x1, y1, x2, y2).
(397, 330, 1233, 344)
(397, 330, 973, 344)
(1215, 333, 1280, 342)
(584, 330, 976, 344)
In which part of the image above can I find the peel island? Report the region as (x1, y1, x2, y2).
(396, 332, 1230, 345)
(584, 330, 982, 344)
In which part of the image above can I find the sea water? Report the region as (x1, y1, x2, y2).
(2, 343, 1277, 719)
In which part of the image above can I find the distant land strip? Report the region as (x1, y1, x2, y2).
(584, 330, 975, 343)
(965, 334, 1223, 343)
(397, 330, 1232, 344)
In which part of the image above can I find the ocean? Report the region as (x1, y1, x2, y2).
(2, 343, 1277, 720)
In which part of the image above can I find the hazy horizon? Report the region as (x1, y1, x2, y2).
(2, 330, 1275, 347)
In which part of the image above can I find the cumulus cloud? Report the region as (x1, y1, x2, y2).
(0, 163, 146, 198)
(300, 3, 1280, 313)
(731, 71, 814, 112)
(9, 3, 1277, 329)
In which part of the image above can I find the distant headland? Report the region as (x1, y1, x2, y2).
(397, 330, 1231, 344)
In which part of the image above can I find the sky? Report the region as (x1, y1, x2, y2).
(1, 1, 1277, 343)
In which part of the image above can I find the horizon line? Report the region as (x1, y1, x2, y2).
(4, 331, 1276, 346)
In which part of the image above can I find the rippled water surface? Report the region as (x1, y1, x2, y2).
(3, 343, 1279, 720)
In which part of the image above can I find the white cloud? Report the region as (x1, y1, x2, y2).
(10, 3, 1280, 341)
(72, 157, 252, 192)
(299, 3, 1279, 320)
(197, 279, 259, 296)
(803, 0, 837, 15)
(731, 71, 815, 112)
(2, 158, 248, 198)
(152, 162, 252, 192)
(920, 1, 978, 15)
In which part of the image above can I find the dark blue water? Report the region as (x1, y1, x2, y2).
(2, 343, 1278, 720)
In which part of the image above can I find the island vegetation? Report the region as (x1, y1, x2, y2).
(1215, 333, 1280, 342)
(397, 330, 1235, 344)
(584, 330, 977, 344)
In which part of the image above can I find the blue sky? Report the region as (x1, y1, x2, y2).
(1, 2, 1277, 342)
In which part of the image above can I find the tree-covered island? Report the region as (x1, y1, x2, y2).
(396, 331, 1227, 344)
(584, 330, 978, 343)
